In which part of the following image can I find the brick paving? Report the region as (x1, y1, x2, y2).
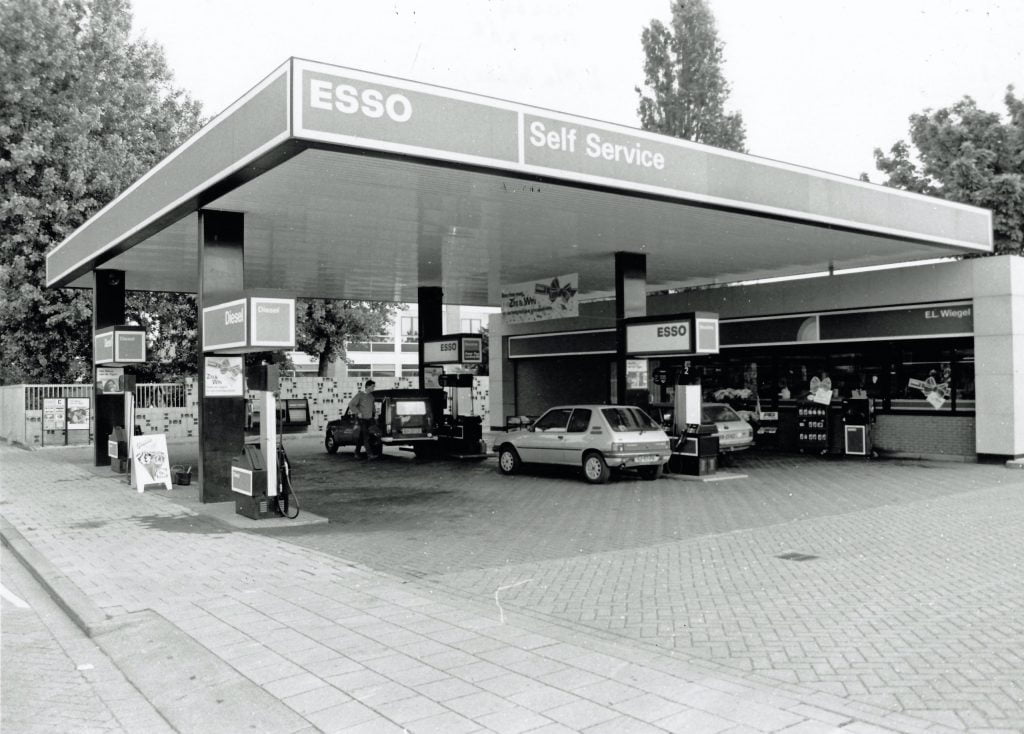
(2, 441, 1023, 732)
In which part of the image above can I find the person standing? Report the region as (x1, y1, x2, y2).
(347, 380, 377, 460)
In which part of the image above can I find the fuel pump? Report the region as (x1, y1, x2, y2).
(437, 372, 487, 457)
(107, 374, 136, 476)
(422, 333, 488, 458)
(663, 363, 719, 476)
(231, 364, 299, 520)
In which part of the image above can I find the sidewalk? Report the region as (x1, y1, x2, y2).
(0, 443, 1011, 733)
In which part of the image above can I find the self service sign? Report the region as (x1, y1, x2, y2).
(202, 297, 296, 354)
(624, 313, 719, 357)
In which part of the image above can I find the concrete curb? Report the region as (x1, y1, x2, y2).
(1, 515, 311, 734)
(0, 515, 109, 635)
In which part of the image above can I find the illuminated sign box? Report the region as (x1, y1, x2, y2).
(625, 312, 719, 357)
(423, 333, 484, 365)
(202, 297, 296, 354)
(94, 325, 146, 365)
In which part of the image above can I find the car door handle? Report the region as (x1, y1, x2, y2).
(557, 435, 564, 440)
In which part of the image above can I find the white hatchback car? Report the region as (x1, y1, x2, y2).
(496, 405, 671, 483)
(701, 403, 754, 453)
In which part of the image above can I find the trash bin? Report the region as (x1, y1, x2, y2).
(172, 464, 192, 485)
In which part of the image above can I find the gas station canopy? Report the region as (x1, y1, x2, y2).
(46, 58, 993, 303)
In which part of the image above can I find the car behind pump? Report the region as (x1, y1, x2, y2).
(325, 388, 443, 458)
(496, 404, 671, 484)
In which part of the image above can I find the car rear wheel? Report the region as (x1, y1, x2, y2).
(582, 452, 610, 484)
(638, 464, 663, 481)
(325, 431, 338, 454)
(497, 445, 521, 475)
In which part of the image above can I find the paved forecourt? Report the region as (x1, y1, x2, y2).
(3, 441, 1023, 732)
(1, 443, 868, 734)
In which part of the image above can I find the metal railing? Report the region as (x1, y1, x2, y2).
(135, 383, 187, 408)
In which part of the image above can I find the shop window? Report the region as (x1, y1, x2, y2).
(891, 346, 954, 412)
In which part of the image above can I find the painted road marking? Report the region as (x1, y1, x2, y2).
(1, 582, 30, 609)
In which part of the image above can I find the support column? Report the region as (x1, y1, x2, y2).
(93, 269, 125, 466)
(615, 252, 647, 405)
(197, 210, 245, 502)
(417, 286, 443, 389)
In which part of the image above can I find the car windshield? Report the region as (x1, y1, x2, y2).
(601, 407, 661, 432)
(702, 404, 741, 423)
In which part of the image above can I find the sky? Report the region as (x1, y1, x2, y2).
(130, 0, 1022, 182)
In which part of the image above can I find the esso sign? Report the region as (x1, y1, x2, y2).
(309, 79, 413, 123)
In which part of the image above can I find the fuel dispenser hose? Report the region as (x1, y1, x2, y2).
(278, 446, 300, 519)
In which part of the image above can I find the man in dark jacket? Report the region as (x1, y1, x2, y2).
(347, 380, 377, 460)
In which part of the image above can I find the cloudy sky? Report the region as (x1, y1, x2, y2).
(131, 0, 1022, 181)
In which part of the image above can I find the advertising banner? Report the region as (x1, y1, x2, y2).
(204, 356, 244, 397)
(131, 433, 172, 492)
(96, 367, 124, 394)
(66, 398, 90, 430)
(501, 274, 578, 324)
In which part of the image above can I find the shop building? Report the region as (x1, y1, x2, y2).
(489, 255, 1023, 462)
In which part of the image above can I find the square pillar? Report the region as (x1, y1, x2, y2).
(417, 286, 443, 388)
(197, 210, 246, 502)
(93, 269, 125, 466)
(615, 252, 647, 405)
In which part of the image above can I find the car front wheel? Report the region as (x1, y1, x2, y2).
(497, 445, 521, 475)
(325, 431, 338, 454)
(582, 452, 610, 484)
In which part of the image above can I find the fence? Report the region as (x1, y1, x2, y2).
(1, 377, 491, 447)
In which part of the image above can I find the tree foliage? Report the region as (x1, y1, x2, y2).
(0, 0, 203, 384)
(635, 0, 746, 152)
(871, 87, 1024, 256)
(296, 300, 400, 376)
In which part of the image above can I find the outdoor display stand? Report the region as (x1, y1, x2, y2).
(797, 404, 829, 452)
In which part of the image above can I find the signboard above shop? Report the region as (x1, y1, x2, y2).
(624, 313, 719, 358)
(94, 325, 146, 365)
(202, 296, 296, 354)
(422, 333, 484, 365)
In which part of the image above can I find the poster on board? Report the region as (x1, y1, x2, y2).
(66, 398, 91, 430)
(205, 356, 244, 397)
(43, 398, 66, 431)
(96, 367, 124, 394)
(131, 433, 172, 492)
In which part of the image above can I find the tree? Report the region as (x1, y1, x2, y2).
(635, 0, 746, 152)
(296, 300, 400, 376)
(0, 0, 203, 384)
(870, 87, 1024, 256)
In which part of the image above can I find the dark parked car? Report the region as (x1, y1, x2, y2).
(325, 389, 443, 457)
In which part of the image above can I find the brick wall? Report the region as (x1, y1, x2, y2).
(132, 376, 491, 437)
(873, 413, 976, 460)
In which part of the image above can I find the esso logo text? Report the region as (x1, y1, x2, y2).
(656, 324, 688, 338)
(309, 79, 413, 123)
(440, 342, 457, 352)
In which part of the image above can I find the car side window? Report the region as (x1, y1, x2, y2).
(534, 408, 572, 431)
(567, 409, 591, 433)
